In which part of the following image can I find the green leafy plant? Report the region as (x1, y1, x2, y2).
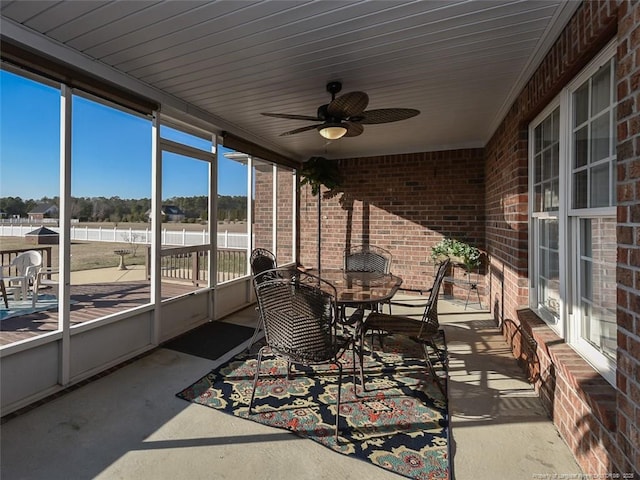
(431, 238, 481, 271)
(300, 156, 341, 196)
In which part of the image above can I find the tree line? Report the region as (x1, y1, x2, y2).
(0, 195, 248, 223)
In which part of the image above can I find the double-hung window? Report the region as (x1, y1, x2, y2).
(529, 42, 617, 384)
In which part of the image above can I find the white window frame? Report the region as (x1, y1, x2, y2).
(529, 41, 617, 385)
(529, 102, 565, 336)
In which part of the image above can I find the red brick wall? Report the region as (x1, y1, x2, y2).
(254, 166, 295, 264)
(486, 0, 618, 325)
(295, 0, 640, 473)
(616, 0, 640, 473)
(483, 0, 638, 474)
(298, 150, 485, 293)
(276, 168, 294, 263)
(253, 166, 273, 251)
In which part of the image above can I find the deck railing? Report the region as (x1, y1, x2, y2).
(146, 246, 247, 285)
(217, 248, 248, 283)
(0, 247, 53, 275)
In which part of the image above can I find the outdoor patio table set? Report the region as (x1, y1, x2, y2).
(178, 247, 453, 479)
(248, 247, 451, 429)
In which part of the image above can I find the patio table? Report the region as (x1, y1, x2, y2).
(312, 268, 403, 386)
(301, 268, 402, 343)
(314, 269, 402, 310)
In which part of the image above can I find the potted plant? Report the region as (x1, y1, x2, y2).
(300, 156, 341, 195)
(431, 238, 482, 272)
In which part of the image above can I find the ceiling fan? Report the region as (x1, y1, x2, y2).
(261, 81, 420, 140)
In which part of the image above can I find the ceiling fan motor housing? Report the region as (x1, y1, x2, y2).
(317, 104, 329, 121)
(326, 81, 342, 97)
(317, 104, 342, 123)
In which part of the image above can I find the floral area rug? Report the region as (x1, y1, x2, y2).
(0, 294, 59, 321)
(177, 333, 450, 480)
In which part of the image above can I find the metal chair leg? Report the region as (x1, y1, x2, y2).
(422, 343, 446, 398)
(335, 362, 343, 443)
(248, 348, 265, 414)
(246, 312, 263, 352)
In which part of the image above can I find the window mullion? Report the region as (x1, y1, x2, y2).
(559, 88, 570, 336)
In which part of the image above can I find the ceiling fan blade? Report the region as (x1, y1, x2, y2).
(343, 122, 364, 137)
(262, 112, 320, 121)
(358, 108, 420, 124)
(327, 91, 369, 118)
(279, 124, 322, 136)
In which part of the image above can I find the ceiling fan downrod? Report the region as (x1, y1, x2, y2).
(326, 81, 342, 100)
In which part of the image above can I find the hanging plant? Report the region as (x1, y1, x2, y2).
(299, 156, 341, 196)
(299, 156, 341, 272)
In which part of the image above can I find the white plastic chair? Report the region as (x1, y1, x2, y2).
(32, 267, 59, 307)
(0, 250, 43, 302)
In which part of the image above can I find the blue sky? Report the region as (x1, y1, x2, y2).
(0, 69, 247, 200)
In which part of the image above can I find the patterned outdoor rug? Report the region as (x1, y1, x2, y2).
(177, 333, 450, 480)
(0, 294, 60, 321)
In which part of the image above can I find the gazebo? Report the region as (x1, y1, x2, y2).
(25, 226, 59, 245)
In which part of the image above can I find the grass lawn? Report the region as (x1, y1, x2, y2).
(0, 237, 145, 271)
(1, 221, 249, 272)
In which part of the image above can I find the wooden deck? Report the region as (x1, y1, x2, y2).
(0, 281, 195, 346)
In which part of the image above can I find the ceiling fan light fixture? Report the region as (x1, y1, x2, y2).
(318, 123, 347, 140)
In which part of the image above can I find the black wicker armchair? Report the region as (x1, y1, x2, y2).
(343, 244, 393, 317)
(343, 244, 392, 274)
(250, 268, 354, 441)
(247, 248, 278, 351)
(360, 258, 450, 396)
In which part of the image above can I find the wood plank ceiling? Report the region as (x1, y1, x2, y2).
(1, 1, 578, 161)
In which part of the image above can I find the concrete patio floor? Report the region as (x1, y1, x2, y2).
(0, 299, 581, 479)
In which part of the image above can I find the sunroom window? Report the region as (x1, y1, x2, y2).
(529, 44, 616, 383)
(531, 108, 560, 324)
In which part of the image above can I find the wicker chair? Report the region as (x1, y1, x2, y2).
(359, 258, 450, 396)
(342, 244, 392, 319)
(247, 248, 278, 351)
(250, 268, 353, 441)
(250, 248, 277, 278)
(344, 244, 391, 274)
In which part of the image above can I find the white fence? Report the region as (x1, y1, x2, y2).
(0, 225, 249, 248)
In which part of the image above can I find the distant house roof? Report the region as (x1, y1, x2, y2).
(29, 204, 58, 214)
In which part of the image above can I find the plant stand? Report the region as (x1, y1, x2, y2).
(443, 263, 482, 309)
